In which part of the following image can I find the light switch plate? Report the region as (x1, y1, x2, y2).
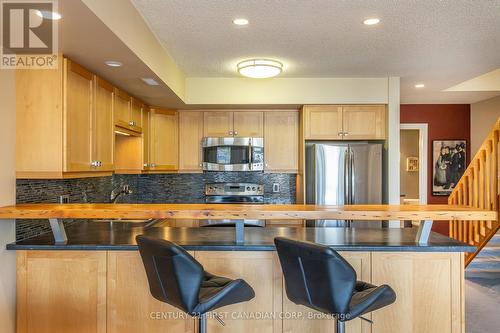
(272, 183, 280, 193)
(59, 195, 69, 204)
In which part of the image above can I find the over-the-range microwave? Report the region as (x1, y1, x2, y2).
(202, 137, 264, 171)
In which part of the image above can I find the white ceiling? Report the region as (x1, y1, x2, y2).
(131, 0, 500, 104)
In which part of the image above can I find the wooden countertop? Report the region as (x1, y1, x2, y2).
(0, 203, 496, 221)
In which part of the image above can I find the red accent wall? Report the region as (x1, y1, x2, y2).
(401, 104, 470, 234)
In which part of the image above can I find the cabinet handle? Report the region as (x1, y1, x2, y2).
(343, 132, 349, 136)
(234, 131, 238, 136)
(91, 161, 99, 167)
(338, 132, 344, 137)
(143, 163, 149, 167)
(229, 131, 233, 135)
(199, 163, 202, 167)
(98, 161, 102, 167)
(129, 121, 135, 126)
(150, 163, 156, 168)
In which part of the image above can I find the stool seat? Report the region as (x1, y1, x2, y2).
(349, 281, 396, 320)
(195, 272, 255, 314)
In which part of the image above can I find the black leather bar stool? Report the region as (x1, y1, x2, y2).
(274, 237, 396, 333)
(136, 235, 255, 333)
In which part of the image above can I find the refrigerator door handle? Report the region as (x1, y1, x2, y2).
(344, 151, 349, 204)
(350, 149, 356, 204)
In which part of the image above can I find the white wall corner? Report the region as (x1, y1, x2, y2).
(0, 69, 17, 333)
(388, 77, 401, 205)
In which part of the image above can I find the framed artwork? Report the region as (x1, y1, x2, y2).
(406, 157, 419, 172)
(432, 140, 466, 196)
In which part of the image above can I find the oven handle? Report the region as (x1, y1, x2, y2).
(248, 141, 253, 170)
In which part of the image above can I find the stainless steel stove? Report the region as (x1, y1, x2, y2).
(201, 183, 265, 227)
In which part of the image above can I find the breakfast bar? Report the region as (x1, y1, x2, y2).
(1, 203, 496, 333)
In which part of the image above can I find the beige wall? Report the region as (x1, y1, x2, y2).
(400, 129, 420, 200)
(0, 69, 16, 332)
(471, 95, 500, 154)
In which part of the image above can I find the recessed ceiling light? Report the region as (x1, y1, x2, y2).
(237, 59, 283, 79)
(233, 18, 249, 26)
(105, 60, 123, 67)
(35, 10, 62, 20)
(141, 78, 160, 86)
(363, 18, 380, 25)
(415, 84, 425, 88)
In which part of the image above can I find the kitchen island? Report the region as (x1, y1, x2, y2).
(2, 204, 495, 333)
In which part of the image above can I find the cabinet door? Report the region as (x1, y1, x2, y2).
(342, 105, 386, 140)
(130, 98, 143, 133)
(233, 111, 263, 137)
(64, 59, 93, 172)
(371, 252, 463, 333)
(114, 89, 131, 129)
(264, 111, 298, 172)
(203, 111, 233, 137)
(195, 252, 282, 333)
(150, 109, 178, 171)
(93, 77, 114, 171)
(142, 108, 151, 170)
(17, 251, 106, 333)
(282, 252, 371, 333)
(179, 111, 203, 172)
(107, 251, 195, 333)
(303, 105, 343, 140)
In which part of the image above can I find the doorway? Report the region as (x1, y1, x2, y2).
(400, 124, 428, 204)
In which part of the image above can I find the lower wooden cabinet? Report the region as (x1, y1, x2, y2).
(107, 251, 195, 333)
(16, 250, 464, 333)
(16, 251, 107, 333)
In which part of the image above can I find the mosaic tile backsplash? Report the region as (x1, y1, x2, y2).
(16, 172, 296, 240)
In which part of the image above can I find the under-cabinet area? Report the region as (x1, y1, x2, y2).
(15, 56, 387, 179)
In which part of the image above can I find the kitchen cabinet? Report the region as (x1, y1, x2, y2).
(342, 105, 386, 140)
(204, 111, 263, 137)
(179, 111, 204, 172)
(114, 90, 143, 133)
(93, 77, 115, 171)
(16, 57, 114, 178)
(149, 108, 178, 171)
(16, 251, 107, 333)
(107, 251, 195, 333)
(142, 108, 151, 170)
(264, 111, 298, 172)
(303, 105, 386, 140)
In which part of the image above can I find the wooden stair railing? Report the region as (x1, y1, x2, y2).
(448, 118, 500, 267)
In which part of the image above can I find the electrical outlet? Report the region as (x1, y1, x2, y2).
(272, 183, 281, 193)
(59, 195, 69, 204)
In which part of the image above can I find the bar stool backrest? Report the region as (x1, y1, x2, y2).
(136, 235, 204, 313)
(274, 237, 357, 315)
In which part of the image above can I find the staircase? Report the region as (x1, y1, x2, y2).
(448, 118, 500, 267)
(466, 231, 500, 275)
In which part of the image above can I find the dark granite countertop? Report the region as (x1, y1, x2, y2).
(6, 221, 475, 252)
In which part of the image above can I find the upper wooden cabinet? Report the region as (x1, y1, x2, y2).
(203, 111, 263, 137)
(303, 105, 386, 140)
(149, 108, 178, 171)
(233, 111, 264, 137)
(16, 57, 114, 178)
(142, 108, 151, 170)
(179, 111, 204, 172)
(304, 105, 343, 139)
(93, 78, 115, 171)
(114, 90, 143, 133)
(264, 111, 299, 172)
(342, 105, 386, 140)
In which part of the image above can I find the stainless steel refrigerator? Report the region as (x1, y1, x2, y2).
(305, 142, 383, 227)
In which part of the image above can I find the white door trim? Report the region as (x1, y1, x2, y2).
(400, 123, 428, 204)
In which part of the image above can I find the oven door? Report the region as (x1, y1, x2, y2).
(202, 137, 263, 171)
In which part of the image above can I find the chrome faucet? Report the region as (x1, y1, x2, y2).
(110, 184, 133, 203)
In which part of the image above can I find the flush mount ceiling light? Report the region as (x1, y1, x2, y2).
(36, 10, 62, 20)
(105, 60, 123, 67)
(233, 18, 249, 26)
(415, 84, 425, 88)
(363, 18, 380, 25)
(141, 78, 160, 86)
(237, 59, 283, 78)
